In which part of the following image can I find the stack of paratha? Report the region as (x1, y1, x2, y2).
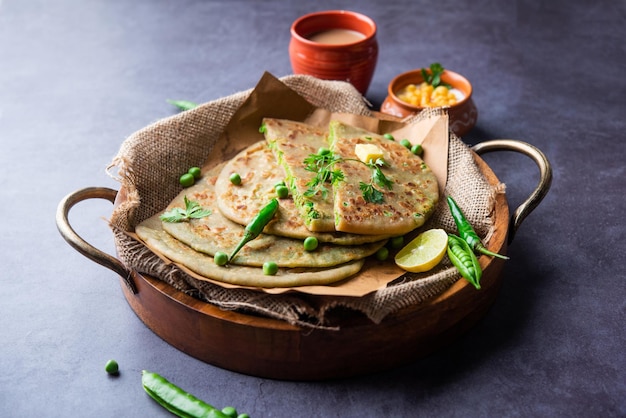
(135, 119, 439, 288)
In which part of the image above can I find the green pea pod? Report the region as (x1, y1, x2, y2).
(447, 196, 509, 260)
(448, 234, 482, 290)
(141, 370, 229, 418)
(228, 198, 279, 262)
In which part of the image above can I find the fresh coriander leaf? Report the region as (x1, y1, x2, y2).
(304, 149, 391, 204)
(304, 150, 343, 198)
(430, 62, 444, 74)
(160, 196, 212, 223)
(372, 165, 393, 190)
(420, 62, 452, 89)
(188, 207, 212, 219)
(360, 182, 385, 204)
(331, 168, 344, 185)
(159, 207, 186, 223)
(373, 157, 387, 167)
(421, 68, 430, 84)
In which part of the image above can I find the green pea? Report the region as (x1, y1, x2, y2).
(389, 236, 404, 249)
(179, 173, 195, 187)
(411, 144, 424, 156)
(237, 414, 250, 418)
(275, 185, 289, 199)
(375, 247, 389, 261)
(188, 166, 202, 179)
(263, 261, 278, 275)
(383, 133, 395, 141)
(400, 139, 411, 149)
(303, 236, 319, 251)
(318, 147, 331, 155)
(214, 251, 228, 266)
(221, 406, 237, 417)
(229, 173, 242, 185)
(104, 359, 119, 375)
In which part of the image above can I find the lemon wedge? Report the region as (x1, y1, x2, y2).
(394, 229, 448, 272)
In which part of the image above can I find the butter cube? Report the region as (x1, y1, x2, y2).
(355, 143, 384, 164)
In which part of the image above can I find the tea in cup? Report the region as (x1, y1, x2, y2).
(289, 10, 378, 95)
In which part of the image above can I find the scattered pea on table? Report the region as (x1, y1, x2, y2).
(105, 359, 119, 375)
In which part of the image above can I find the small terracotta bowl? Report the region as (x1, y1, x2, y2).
(381, 69, 478, 137)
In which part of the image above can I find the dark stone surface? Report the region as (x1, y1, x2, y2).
(1, 0, 624, 416)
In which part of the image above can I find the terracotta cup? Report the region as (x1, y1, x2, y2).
(289, 10, 378, 95)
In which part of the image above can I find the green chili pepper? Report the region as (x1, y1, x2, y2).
(447, 196, 509, 260)
(448, 234, 482, 289)
(141, 370, 229, 418)
(229, 198, 279, 262)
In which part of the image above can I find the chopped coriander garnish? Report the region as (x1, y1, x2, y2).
(160, 196, 212, 223)
(371, 162, 393, 191)
(303, 151, 344, 199)
(360, 182, 385, 204)
(303, 149, 393, 204)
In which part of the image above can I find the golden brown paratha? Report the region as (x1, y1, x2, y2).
(214, 140, 391, 245)
(328, 120, 439, 236)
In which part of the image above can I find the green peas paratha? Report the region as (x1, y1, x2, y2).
(327, 120, 439, 236)
(135, 214, 365, 288)
(262, 118, 335, 232)
(144, 164, 385, 269)
(214, 140, 390, 245)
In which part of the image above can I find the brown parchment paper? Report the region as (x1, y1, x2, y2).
(131, 73, 449, 297)
(108, 72, 500, 327)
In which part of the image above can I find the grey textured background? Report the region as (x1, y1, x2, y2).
(1, 0, 624, 416)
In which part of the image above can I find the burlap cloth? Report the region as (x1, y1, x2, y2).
(107, 74, 502, 329)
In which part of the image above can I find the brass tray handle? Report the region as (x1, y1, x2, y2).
(55, 187, 137, 293)
(472, 139, 553, 244)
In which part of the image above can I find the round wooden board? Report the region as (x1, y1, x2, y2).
(117, 152, 509, 381)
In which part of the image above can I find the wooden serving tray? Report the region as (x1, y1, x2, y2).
(56, 140, 551, 380)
